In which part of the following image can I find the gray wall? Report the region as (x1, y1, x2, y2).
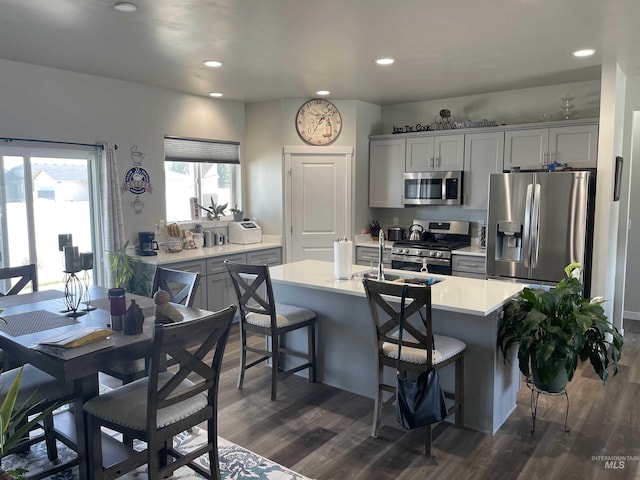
(0, 58, 245, 247)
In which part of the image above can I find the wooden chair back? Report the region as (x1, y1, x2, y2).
(146, 305, 235, 431)
(362, 278, 434, 370)
(152, 267, 200, 306)
(225, 261, 277, 328)
(0, 264, 38, 296)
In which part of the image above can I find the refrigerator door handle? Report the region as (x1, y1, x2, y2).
(530, 183, 542, 268)
(523, 183, 534, 268)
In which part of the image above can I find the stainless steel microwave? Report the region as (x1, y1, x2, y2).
(403, 171, 463, 205)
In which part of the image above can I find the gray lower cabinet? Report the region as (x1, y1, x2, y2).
(356, 246, 391, 267)
(142, 247, 283, 313)
(452, 254, 486, 279)
(206, 248, 283, 312)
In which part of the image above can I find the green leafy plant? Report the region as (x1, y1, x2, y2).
(229, 205, 241, 213)
(0, 369, 61, 479)
(497, 263, 623, 389)
(107, 241, 135, 289)
(205, 197, 228, 221)
(107, 241, 151, 295)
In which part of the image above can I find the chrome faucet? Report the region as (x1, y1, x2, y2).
(377, 230, 385, 281)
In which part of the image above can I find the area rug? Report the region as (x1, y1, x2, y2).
(1, 427, 312, 480)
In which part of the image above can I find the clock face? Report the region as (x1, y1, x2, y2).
(296, 99, 342, 145)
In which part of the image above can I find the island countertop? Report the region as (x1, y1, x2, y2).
(268, 260, 523, 316)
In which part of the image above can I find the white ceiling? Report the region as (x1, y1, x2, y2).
(2, 0, 640, 105)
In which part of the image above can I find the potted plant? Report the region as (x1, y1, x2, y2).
(0, 368, 61, 479)
(497, 263, 623, 392)
(230, 205, 243, 222)
(107, 241, 151, 296)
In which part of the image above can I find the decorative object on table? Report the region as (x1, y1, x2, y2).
(183, 229, 196, 249)
(296, 98, 342, 145)
(124, 299, 145, 335)
(80, 251, 96, 312)
(122, 144, 152, 215)
(153, 290, 183, 324)
(62, 245, 86, 318)
(366, 220, 381, 239)
(108, 287, 127, 330)
(395, 285, 448, 429)
(58, 233, 73, 253)
(560, 94, 577, 119)
(230, 205, 243, 222)
(497, 263, 623, 393)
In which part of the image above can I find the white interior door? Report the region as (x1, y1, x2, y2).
(284, 146, 352, 263)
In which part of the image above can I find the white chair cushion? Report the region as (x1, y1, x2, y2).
(382, 334, 466, 365)
(0, 365, 73, 407)
(83, 371, 207, 430)
(245, 303, 315, 328)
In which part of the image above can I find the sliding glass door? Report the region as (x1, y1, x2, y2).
(0, 142, 99, 291)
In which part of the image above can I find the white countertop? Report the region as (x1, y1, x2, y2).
(269, 260, 523, 316)
(133, 239, 282, 265)
(355, 240, 393, 249)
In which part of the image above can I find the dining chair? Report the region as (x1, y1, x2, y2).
(362, 278, 466, 456)
(83, 305, 235, 480)
(225, 260, 316, 401)
(102, 266, 200, 384)
(0, 365, 77, 478)
(0, 264, 38, 370)
(0, 264, 38, 297)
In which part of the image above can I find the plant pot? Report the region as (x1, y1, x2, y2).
(531, 357, 569, 393)
(232, 211, 243, 222)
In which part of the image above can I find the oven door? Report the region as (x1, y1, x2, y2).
(391, 255, 451, 275)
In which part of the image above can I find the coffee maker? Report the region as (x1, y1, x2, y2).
(136, 231, 159, 256)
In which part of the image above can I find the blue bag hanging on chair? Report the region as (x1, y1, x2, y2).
(395, 285, 448, 429)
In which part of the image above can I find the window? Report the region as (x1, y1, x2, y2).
(0, 141, 99, 291)
(163, 136, 241, 222)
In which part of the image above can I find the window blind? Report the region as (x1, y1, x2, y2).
(164, 136, 240, 164)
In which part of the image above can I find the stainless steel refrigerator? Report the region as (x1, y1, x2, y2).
(486, 171, 595, 294)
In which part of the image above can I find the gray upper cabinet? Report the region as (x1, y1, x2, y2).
(463, 132, 504, 210)
(406, 135, 464, 172)
(504, 123, 598, 171)
(369, 138, 405, 208)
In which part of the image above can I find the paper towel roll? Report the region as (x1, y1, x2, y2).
(334, 240, 353, 280)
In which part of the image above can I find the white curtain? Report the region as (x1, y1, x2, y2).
(96, 142, 126, 287)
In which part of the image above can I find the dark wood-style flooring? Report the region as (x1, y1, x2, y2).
(103, 319, 640, 480)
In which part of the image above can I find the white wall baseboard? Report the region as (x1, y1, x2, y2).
(624, 311, 640, 321)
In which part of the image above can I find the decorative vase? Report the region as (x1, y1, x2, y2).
(123, 299, 145, 335)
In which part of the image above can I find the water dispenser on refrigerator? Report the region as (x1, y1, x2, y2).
(496, 221, 522, 262)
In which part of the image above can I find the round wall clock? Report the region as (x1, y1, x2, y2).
(295, 99, 342, 145)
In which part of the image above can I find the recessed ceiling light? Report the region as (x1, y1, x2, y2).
(209, 92, 223, 98)
(203, 60, 223, 68)
(375, 58, 395, 66)
(316, 90, 330, 96)
(572, 49, 596, 58)
(113, 2, 137, 12)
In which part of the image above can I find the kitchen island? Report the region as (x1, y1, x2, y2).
(268, 259, 524, 434)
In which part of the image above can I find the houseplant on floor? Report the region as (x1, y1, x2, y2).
(497, 263, 623, 392)
(0, 367, 61, 480)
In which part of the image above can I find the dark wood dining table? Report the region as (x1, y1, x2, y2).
(0, 286, 214, 480)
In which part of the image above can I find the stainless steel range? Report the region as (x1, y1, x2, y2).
(391, 220, 471, 275)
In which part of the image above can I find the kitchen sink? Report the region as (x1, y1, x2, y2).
(355, 271, 441, 286)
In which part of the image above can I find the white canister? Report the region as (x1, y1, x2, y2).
(193, 233, 204, 248)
